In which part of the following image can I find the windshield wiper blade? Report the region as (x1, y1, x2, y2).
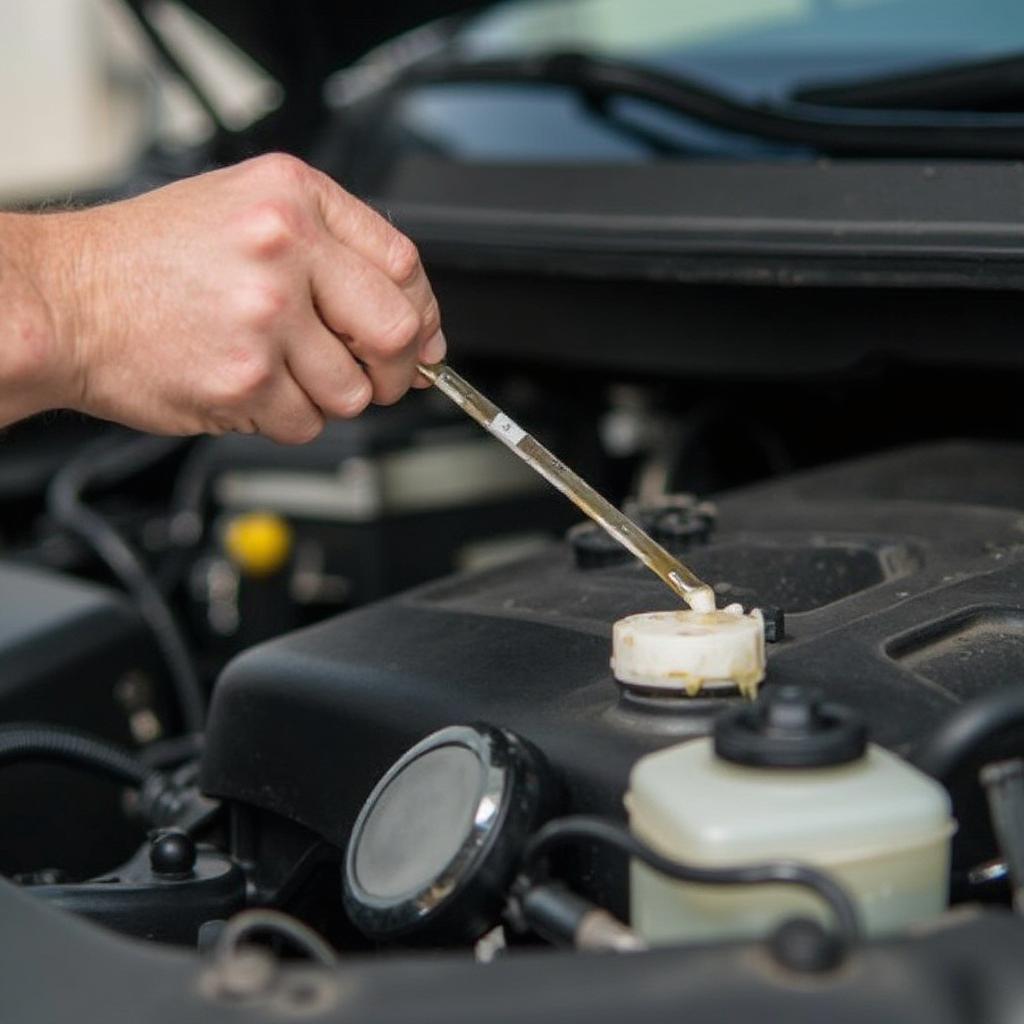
(794, 52, 1024, 112)
(405, 51, 1024, 158)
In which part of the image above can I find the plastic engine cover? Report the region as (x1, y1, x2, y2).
(201, 441, 1024, 907)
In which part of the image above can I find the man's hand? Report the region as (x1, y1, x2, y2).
(0, 153, 445, 441)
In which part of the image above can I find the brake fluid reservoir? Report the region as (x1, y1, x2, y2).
(626, 686, 954, 943)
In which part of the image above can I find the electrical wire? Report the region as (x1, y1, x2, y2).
(0, 723, 156, 790)
(158, 438, 216, 593)
(47, 433, 206, 734)
(137, 732, 205, 771)
(520, 815, 861, 944)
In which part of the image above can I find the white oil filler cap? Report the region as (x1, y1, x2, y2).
(611, 605, 766, 697)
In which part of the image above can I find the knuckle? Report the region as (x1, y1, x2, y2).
(240, 199, 304, 258)
(251, 151, 309, 189)
(274, 409, 324, 446)
(213, 347, 274, 406)
(371, 376, 409, 407)
(331, 378, 372, 419)
(372, 308, 420, 356)
(419, 298, 441, 339)
(373, 390, 402, 408)
(386, 233, 421, 285)
(235, 279, 290, 333)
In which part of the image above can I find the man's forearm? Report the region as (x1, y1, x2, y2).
(0, 156, 445, 440)
(0, 212, 78, 428)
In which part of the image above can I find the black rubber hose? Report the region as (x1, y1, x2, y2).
(158, 438, 216, 593)
(47, 433, 206, 734)
(521, 815, 862, 944)
(0, 724, 155, 789)
(913, 689, 1024, 781)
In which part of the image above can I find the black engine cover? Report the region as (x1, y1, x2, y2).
(202, 441, 1024, 905)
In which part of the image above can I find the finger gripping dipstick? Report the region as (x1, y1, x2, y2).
(417, 362, 715, 611)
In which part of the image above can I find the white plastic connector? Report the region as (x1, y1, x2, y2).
(611, 605, 766, 698)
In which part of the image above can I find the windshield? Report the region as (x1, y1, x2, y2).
(375, 0, 1024, 163)
(462, 0, 1024, 101)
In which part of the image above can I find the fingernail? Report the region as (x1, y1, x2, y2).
(421, 330, 447, 365)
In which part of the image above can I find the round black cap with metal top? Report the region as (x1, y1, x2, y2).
(714, 685, 868, 768)
(343, 723, 558, 945)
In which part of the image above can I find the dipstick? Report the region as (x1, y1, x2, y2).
(418, 362, 715, 612)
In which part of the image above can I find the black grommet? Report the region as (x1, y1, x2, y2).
(769, 917, 845, 973)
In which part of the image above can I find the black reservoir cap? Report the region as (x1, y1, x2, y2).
(714, 686, 867, 768)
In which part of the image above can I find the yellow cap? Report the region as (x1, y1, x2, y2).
(223, 512, 293, 577)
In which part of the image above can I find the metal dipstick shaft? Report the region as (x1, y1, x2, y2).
(417, 362, 715, 612)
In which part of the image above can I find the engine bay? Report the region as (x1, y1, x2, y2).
(9, 1, 1024, 1019)
(5, 413, 1024, 1021)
